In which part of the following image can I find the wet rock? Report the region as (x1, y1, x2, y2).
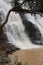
(0, 32, 8, 43)
(19, 13, 43, 45)
(34, 40, 43, 45)
(0, 26, 20, 54)
(0, 42, 20, 54)
(22, 19, 42, 45)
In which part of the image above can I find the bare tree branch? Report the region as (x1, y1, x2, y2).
(0, 6, 41, 30)
(1, 9, 12, 29)
(11, 6, 40, 14)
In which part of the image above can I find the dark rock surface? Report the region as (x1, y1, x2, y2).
(24, 21, 43, 45)
(19, 13, 43, 45)
(0, 28, 20, 55)
(0, 43, 20, 54)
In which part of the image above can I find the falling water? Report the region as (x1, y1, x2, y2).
(0, 0, 43, 49)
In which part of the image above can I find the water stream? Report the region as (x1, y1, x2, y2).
(0, 0, 43, 49)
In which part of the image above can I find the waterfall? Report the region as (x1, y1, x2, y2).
(0, 0, 43, 49)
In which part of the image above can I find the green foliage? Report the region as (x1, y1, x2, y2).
(13, 56, 27, 65)
(14, 56, 22, 65)
(0, 51, 10, 65)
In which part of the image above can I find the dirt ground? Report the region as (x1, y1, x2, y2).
(9, 48, 43, 65)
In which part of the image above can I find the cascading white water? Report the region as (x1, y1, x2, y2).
(0, 0, 43, 49)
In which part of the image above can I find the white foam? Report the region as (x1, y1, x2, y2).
(0, 0, 43, 49)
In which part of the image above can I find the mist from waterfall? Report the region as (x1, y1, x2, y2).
(0, 0, 43, 49)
